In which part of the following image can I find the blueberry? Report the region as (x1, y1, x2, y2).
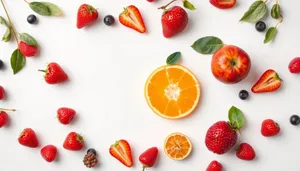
(87, 148, 97, 155)
(104, 15, 115, 26)
(290, 115, 300, 126)
(27, 14, 37, 24)
(0, 60, 4, 70)
(239, 90, 249, 100)
(255, 21, 266, 32)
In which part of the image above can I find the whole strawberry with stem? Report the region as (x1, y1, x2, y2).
(63, 132, 84, 151)
(236, 143, 256, 161)
(206, 160, 223, 171)
(39, 62, 68, 84)
(77, 4, 99, 29)
(57, 107, 76, 125)
(0, 86, 6, 100)
(205, 106, 245, 154)
(0, 108, 16, 128)
(139, 147, 159, 171)
(18, 128, 39, 148)
(261, 119, 280, 137)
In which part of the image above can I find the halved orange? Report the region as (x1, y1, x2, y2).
(164, 132, 192, 160)
(144, 65, 200, 119)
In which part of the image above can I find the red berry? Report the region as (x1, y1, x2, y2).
(41, 145, 57, 162)
(139, 147, 158, 169)
(236, 143, 256, 161)
(0, 86, 5, 100)
(18, 41, 37, 57)
(77, 4, 98, 29)
(147, 0, 154, 2)
(261, 119, 280, 137)
(0, 111, 8, 128)
(289, 57, 300, 73)
(57, 107, 76, 125)
(39, 62, 68, 84)
(63, 132, 84, 151)
(209, 0, 236, 9)
(206, 160, 223, 171)
(18, 128, 39, 148)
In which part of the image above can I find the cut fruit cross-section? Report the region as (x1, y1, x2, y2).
(144, 65, 200, 119)
(164, 132, 192, 160)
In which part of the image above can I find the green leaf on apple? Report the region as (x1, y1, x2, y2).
(183, 0, 196, 11)
(166, 51, 181, 65)
(271, 4, 281, 19)
(228, 106, 245, 130)
(191, 36, 224, 54)
(264, 27, 277, 44)
(239, 0, 267, 23)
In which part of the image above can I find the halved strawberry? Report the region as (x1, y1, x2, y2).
(209, 0, 236, 9)
(109, 139, 133, 167)
(119, 5, 146, 33)
(251, 69, 282, 93)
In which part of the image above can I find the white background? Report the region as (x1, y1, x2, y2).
(0, 0, 299, 170)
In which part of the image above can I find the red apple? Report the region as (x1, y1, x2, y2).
(211, 45, 251, 84)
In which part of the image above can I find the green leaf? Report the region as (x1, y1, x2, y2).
(183, 0, 196, 11)
(29, 2, 51, 16)
(40, 2, 62, 16)
(2, 28, 11, 42)
(191, 36, 223, 54)
(0, 16, 9, 27)
(264, 27, 277, 44)
(239, 0, 267, 23)
(10, 49, 26, 75)
(166, 52, 181, 65)
(271, 4, 281, 19)
(228, 106, 245, 130)
(19, 33, 38, 47)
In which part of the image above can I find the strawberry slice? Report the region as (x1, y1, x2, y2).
(109, 139, 133, 167)
(119, 5, 146, 33)
(210, 0, 236, 9)
(251, 69, 282, 93)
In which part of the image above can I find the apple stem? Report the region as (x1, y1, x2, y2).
(142, 165, 148, 171)
(0, 108, 16, 112)
(158, 0, 177, 10)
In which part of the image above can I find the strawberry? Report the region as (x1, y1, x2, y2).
(160, 5, 188, 38)
(77, 4, 99, 29)
(209, 0, 236, 9)
(236, 143, 256, 161)
(18, 41, 37, 57)
(289, 57, 300, 73)
(109, 139, 133, 167)
(139, 147, 158, 170)
(251, 69, 282, 93)
(206, 160, 223, 171)
(205, 106, 245, 154)
(18, 128, 39, 148)
(261, 119, 280, 137)
(0, 86, 5, 100)
(39, 62, 68, 84)
(57, 107, 76, 125)
(41, 145, 57, 162)
(63, 132, 84, 151)
(119, 5, 146, 33)
(0, 111, 8, 128)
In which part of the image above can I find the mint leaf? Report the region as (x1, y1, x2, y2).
(228, 106, 245, 130)
(239, 0, 267, 23)
(166, 52, 181, 65)
(191, 36, 223, 54)
(10, 49, 26, 75)
(183, 0, 196, 11)
(264, 27, 277, 44)
(19, 33, 38, 47)
(40, 2, 62, 16)
(271, 4, 281, 19)
(29, 2, 51, 16)
(0, 16, 11, 42)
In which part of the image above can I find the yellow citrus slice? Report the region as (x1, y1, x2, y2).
(164, 132, 192, 160)
(144, 65, 200, 119)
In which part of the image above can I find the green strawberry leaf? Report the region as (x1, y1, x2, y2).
(29, 2, 51, 16)
(239, 0, 267, 23)
(166, 52, 181, 65)
(191, 36, 223, 54)
(271, 4, 281, 19)
(183, 0, 196, 11)
(11, 49, 26, 75)
(0, 16, 11, 42)
(0, 16, 9, 27)
(228, 106, 245, 130)
(40, 2, 62, 16)
(19, 33, 38, 47)
(264, 27, 277, 44)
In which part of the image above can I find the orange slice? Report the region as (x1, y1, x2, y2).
(144, 65, 200, 119)
(164, 132, 192, 160)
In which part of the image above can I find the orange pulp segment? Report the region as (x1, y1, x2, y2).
(164, 132, 192, 160)
(145, 65, 200, 119)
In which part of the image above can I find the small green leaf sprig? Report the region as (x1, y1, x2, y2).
(158, 0, 196, 11)
(24, 0, 62, 16)
(239, 0, 283, 44)
(166, 52, 182, 65)
(0, 0, 39, 74)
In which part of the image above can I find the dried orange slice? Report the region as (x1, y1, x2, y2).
(144, 65, 200, 119)
(164, 132, 192, 160)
